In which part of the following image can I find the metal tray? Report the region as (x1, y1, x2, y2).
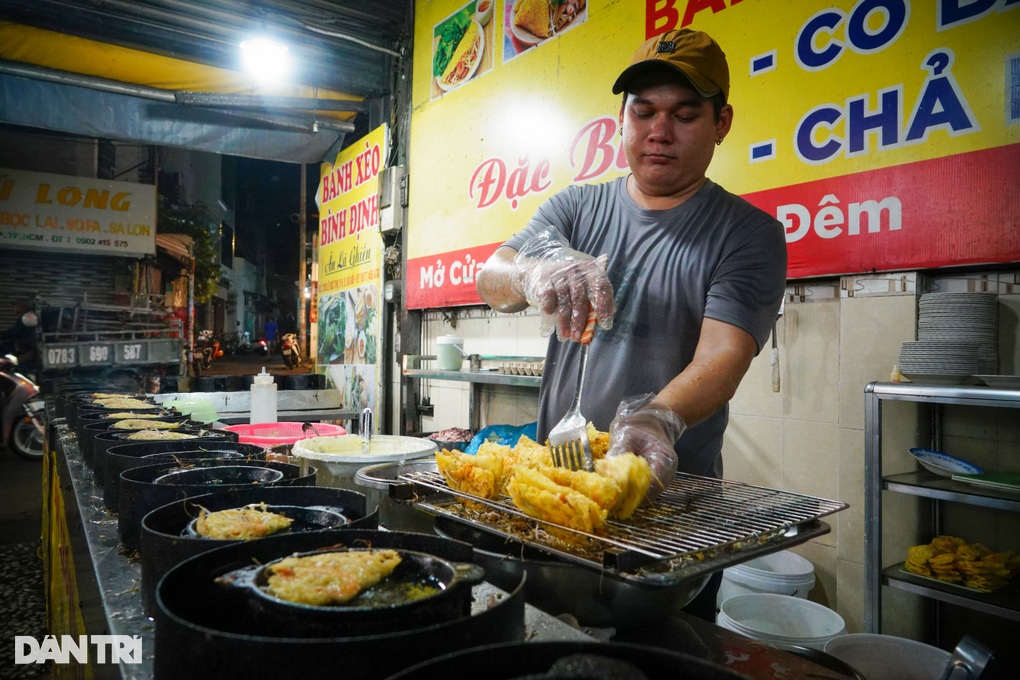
(392, 470, 847, 578)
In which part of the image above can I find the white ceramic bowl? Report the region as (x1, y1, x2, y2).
(908, 447, 982, 477)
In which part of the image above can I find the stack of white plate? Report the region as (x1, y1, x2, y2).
(910, 292, 998, 377)
(898, 340, 981, 384)
(917, 292, 997, 372)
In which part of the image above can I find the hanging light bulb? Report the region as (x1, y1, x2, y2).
(240, 36, 292, 84)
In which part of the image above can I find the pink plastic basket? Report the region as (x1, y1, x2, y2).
(223, 422, 346, 447)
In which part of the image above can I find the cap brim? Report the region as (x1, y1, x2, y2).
(612, 60, 720, 98)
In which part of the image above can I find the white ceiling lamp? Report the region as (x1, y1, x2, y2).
(240, 36, 292, 85)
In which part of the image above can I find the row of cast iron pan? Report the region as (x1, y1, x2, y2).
(52, 392, 521, 679)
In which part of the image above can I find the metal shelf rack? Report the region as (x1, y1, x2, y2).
(402, 354, 542, 431)
(864, 381, 1020, 632)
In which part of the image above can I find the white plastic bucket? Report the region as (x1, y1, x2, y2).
(436, 335, 465, 371)
(824, 634, 951, 680)
(717, 550, 816, 607)
(716, 593, 846, 651)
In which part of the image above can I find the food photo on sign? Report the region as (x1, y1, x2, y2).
(316, 284, 379, 366)
(431, 0, 495, 98)
(503, 0, 588, 60)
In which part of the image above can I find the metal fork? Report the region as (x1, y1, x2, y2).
(548, 308, 597, 471)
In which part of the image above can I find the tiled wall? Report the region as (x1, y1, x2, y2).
(412, 276, 1020, 636)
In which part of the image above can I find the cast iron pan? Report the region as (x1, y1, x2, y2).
(153, 464, 284, 486)
(182, 505, 346, 539)
(154, 529, 525, 680)
(67, 395, 159, 429)
(433, 516, 709, 631)
(140, 486, 375, 616)
(385, 640, 751, 680)
(218, 546, 484, 638)
(74, 407, 172, 444)
(78, 415, 186, 468)
(104, 441, 266, 511)
(118, 459, 314, 552)
(92, 426, 237, 489)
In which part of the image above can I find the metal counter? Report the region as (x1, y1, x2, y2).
(48, 421, 853, 680)
(47, 422, 589, 680)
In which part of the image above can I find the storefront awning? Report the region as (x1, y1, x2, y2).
(0, 21, 368, 163)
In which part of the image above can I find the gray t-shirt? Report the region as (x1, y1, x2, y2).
(504, 176, 787, 478)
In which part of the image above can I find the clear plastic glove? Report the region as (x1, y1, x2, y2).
(510, 226, 615, 341)
(606, 394, 686, 503)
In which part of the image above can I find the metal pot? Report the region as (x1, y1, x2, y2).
(433, 515, 708, 631)
(103, 440, 266, 510)
(767, 641, 866, 680)
(354, 460, 439, 533)
(117, 459, 314, 551)
(219, 546, 484, 638)
(154, 529, 526, 680)
(385, 640, 749, 680)
(140, 486, 375, 616)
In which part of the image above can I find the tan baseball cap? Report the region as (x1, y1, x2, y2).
(612, 29, 729, 101)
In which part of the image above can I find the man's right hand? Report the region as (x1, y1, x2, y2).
(511, 227, 615, 341)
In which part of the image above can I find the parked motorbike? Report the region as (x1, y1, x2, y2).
(194, 330, 223, 373)
(280, 332, 301, 369)
(0, 354, 45, 460)
(239, 332, 270, 357)
(252, 337, 270, 356)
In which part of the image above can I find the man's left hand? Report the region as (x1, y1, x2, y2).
(605, 394, 686, 502)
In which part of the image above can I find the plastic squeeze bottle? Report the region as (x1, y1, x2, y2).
(249, 367, 277, 424)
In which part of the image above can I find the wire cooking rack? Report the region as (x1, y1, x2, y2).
(395, 469, 848, 574)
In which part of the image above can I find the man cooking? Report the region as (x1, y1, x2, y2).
(476, 29, 787, 619)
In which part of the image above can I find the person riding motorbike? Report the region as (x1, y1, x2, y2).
(280, 332, 301, 369)
(0, 299, 39, 374)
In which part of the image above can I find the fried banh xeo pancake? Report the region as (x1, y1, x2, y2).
(103, 412, 162, 420)
(507, 466, 608, 533)
(436, 447, 505, 499)
(265, 550, 402, 606)
(111, 419, 180, 430)
(94, 397, 152, 409)
(125, 430, 198, 441)
(435, 428, 653, 529)
(195, 503, 293, 540)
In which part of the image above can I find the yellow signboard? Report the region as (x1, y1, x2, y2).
(315, 125, 387, 419)
(0, 167, 156, 257)
(407, 0, 1020, 305)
